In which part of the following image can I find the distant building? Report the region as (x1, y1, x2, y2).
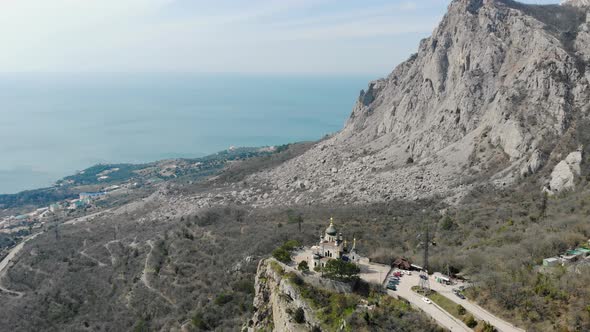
(79, 192, 106, 200)
(68, 199, 87, 210)
(560, 249, 587, 264)
(543, 257, 561, 267)
(49, 203, 61, 213)
(104, 185, 120, 192)
(392, 257, 412, 270)
(433, 272, 452, 285)
(577, 247, 590, 257)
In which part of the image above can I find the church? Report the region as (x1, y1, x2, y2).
(309, 218, 360, 269)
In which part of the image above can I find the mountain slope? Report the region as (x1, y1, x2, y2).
(250, 0, 590, 206)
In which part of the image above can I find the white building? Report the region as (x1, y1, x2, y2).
(308, 218, 362, 269)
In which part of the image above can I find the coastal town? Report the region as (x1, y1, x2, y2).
(0, 184, 130, 264)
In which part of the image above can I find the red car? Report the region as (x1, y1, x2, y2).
(394, 272, 402, 277)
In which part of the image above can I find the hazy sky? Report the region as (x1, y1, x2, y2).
(1, 0, 560, 75)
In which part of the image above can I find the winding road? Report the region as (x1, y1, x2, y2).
(386, 272, 471, 331)
(0, 232, 43, 297)
(429, 280, 525, 332)
(385, 270, 525, 332)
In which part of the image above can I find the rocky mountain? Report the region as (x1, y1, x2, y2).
(563, 0, 590, 8)
(247, 0, 590, 206)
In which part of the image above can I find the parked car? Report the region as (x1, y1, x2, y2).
(386, 283, 397, 291)
(394, 271, 402, 277)
(455, 292, 466, 299)
(422, 297, 432, 304)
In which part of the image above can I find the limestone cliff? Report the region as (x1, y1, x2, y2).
(248, 0, 590, 205)
(246, 259, 322, 332)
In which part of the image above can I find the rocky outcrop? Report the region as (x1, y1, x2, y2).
(563, 0, 590, 8)
(248, 259, 320, 332)
(547, 150, 583, 193)
(521, 150, 544, 177)
(245, 0, 590, 205)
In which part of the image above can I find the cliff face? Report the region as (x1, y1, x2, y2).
(249, 0, 590, 205)
(563, 0, 590, 8)
(247, 259, 322, 332)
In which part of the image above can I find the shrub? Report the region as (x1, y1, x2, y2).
(272, 247, 291, 263)
(440, 215, 458, 231)
(323, 259, 360, 281)
(270, 261, 285, 275)
(463, 314, 477, 328)
(298, 260, 309, 272)
(457, 304, 466, 316)
(214, 293, 233, 306)
(272, 240, 301, 263)
(233, 280, 254, 294)
(191, 312, 209, 330)
(292, 307, 305, 324)
(476, 321, 497, 332)
(287, 272, 304, 286)
(282, 240, 301, 251)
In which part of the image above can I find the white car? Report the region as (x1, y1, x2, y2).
(422, 297, 432, 304)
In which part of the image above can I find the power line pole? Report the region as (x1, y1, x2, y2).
(423, 222, 429, 272)
(419, 210, 431, 294)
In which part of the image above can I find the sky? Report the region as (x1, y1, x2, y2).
(0, 0, 561, 75)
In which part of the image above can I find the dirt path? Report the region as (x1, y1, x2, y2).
(140, 240, 177, 307)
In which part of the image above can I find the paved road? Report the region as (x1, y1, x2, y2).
(387, 272, 471, 332)
(429, 281, 525, 332)
(0, 232, 43, 297)
(0, 210, 109, 297)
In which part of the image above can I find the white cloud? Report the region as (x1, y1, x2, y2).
(0, 0, 446, 74)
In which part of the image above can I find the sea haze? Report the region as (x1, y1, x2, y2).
(0, 73, 373, 194)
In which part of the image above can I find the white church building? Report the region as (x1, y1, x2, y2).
(309, 218, 362, 269)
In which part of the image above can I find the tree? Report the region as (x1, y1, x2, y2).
(298, 260, 309, 272)
(539, 191, 548, 220)
(191, 312, 209, 330)
(457, 304, 466, 316)
(323, 260, 360, 281)
(463, 314, 477, 328)
(282, 240, 301, 251)
(273, 247, 291, 263)
(478, 321, 497, 332)
(214, 293, 233, 306)
(440, 215, 457, 231)
(287, 211, 304, 233)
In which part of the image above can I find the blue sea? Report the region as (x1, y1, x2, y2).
(0, 73, 374, 194)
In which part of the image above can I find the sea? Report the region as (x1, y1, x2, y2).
(0, 73, 375, 194)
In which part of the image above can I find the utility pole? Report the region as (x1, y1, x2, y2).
(423, 222, 429, 272)
(54, 223, 59, 241)
(418, 210, 431, 294)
